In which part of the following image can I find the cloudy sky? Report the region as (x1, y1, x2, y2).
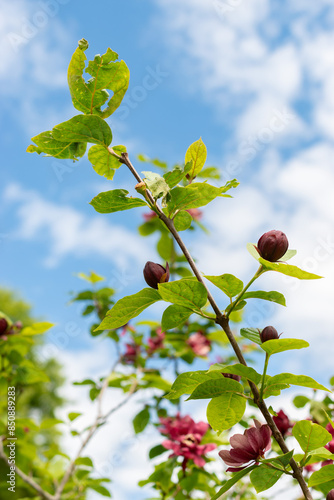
(1, 1, 334, 498)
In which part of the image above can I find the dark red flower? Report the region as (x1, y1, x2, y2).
(219, 420, 272, 472)
(122, 343, 140, 364)
(325, 423, 334, 454)
(147, 328, 165, 354)
(222, 373, 241, 382)
(143, 261, 170, 289)
(0, 318, 9, 337)
(327, 489, 334, 500)
(159, 414, 216, 467)
(257, 230, 289, 262)
(260, 326, 279, 343)
(187, 332, 211, 356)
(273, 410, 292, 437)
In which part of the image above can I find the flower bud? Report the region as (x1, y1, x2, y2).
(260, 326, 279, 343)
(0, 318, 9, 337)
(257, 230, 289, 262)
(222, 373, 241, 382)
(327, 490, 334, 500)
(144, 262, 170, 289)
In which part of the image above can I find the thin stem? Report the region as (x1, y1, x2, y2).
(0, 438, 54, 500)
(53, 372, 137, 500)
(260, 353, 270, 401)
(227, 265, 265, 317)
(120, 153, 313, 500)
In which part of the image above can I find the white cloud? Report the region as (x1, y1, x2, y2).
(0, 0, 75, 133)
(152, 0, 334, 141)
(3, 183, 150, 268)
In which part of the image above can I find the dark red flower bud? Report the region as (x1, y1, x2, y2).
(327, 490, 334, 500)
(273, 410, 292, 437)
(260, 326, 279, 343)
(257, 230, 289, 262)
(143, 261, 170, 289)
(222, 373, 241, 382)
(0, 318, 9, 337)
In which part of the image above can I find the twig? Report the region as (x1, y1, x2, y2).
(118, 152, 313, 500)
(0, 438, 55, 500)
(53, 374, 137, 500)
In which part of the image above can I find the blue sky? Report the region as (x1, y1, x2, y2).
(1, 1, 334, 498)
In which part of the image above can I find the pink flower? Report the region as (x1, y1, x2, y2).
(122, 343, 140, 364)
(147, 328, 165, 354)
(219, 420, 272, 472)
(159, 414, 216, 467)
(186, 208, 203, 221)
(273, 410, 292, 437)
(187, 332, 211, 356)
(143, 211, 157, 221)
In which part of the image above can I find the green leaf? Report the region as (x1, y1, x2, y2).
(250, 465, 283, 492)
(259, 257, 323, 280)
(21, 322, 54, 336)
(68, 412, 81, 422)
(282, 249, 297, 261)
(293, 395, 310, 408)
(88, 485, 112, 497)
(187, 377, 243, 400)
(204, 274, 243, 298)
(167, 181, 238, 217)
(165, 370, 222, 400)
(90, 189, 148, 214)
(133, 408, 150, 434)
(27, 131, 87, 160)
(211, 465, 258, 500)
(207, 393, 246, 432)
(77, 271, 105, 284)
(149, 444, 168, 459)
(88, 144, 126, 179)
(207, 363, 261, 385)
(292, 420, 332, 454)
(161, 305, 192, 331)
(261, 449, 294, 468)
(242, 290, 286, 306)
(260, 338, 309, 356)
(185, 138, 207, 178)
(163, 162, 192, 188)
(158, 279, 207, 310)
(75, 457, 93, 467)
(174, 210, 193, 231)
(95, 288, 161, 330)
(67, 40, 130, 118)
(143, 171, 170, 201)
(264, 373, 330, 396)
(247, 242, 261, 261)
(157, 233, 173, 260)
(308, 464, 334, 487)
(240, 327, 262, 345)
(52, 114, 112, 146)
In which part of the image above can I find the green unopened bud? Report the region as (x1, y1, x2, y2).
(78, 38, 89, 50)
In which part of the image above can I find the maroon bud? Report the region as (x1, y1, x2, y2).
(327, 490, 334, 500)
(0, 318, 9, 337)
(143, 261, 170, 289)
(222, 373, 241, 382)
(257, 230, 289, 262)
(273, 410, 292, 437)
(260, 326, 279, 343)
